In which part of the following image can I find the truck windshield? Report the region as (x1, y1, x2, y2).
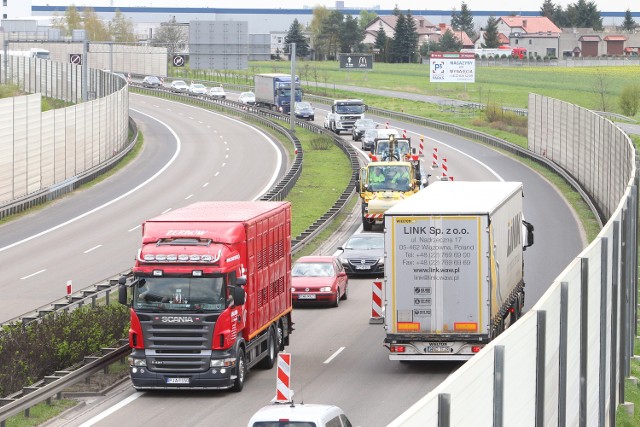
(132, 276, 225, 312)
(336, 104, 365, 114)
(368, 165, 412, 192)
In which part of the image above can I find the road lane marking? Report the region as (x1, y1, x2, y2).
(84, 245, 102, 253)
(161, 208, 171, 214)
(324, 347, 346, 364)
(185, 194, 194, 200)
(78, 392, 143, 427)
(128, 225, 141, 232)
(21, 270, 46, 280)
(0, 110, 182, 253)
(203, 182, 209, 187)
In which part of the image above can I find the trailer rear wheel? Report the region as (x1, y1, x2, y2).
(231, 348, 246, 392)
(257, 327, 277, 370)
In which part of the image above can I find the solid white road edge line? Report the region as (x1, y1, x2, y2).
(77, 392, 143, 427)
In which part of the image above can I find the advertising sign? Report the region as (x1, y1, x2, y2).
(429, 52, 475, 83)
(339, 53, 373, 69)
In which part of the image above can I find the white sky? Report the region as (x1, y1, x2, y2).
(34, 1, 637, 13)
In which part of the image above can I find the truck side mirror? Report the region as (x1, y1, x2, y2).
(233, 286, 246, 306)
(118, 277, 128, 305)
(522, 220, 534, 250)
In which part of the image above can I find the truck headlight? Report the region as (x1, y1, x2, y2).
(128, 357, 147, 367)
(211, 357, 236, 368)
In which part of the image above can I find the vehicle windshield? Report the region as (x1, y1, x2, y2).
(292, 262, 335, 277)
(192, 84, 205, 89)
(345, 235, 384, 250)
(132, 276, 226, 312)
(296, 102, 311, 109)
(368, 165, 412, 191)
(375, 140, 410, 159)
(173, 80, 187, 86)
(336, 103, 366, 114)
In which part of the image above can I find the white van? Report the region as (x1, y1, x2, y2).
(248, 403, 353, 427)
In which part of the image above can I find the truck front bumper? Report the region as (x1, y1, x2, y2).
(128, 366, 236, 390)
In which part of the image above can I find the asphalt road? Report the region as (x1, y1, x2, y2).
(33, 97, 586, 427)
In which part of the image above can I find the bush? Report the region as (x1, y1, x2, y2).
(618, 84, 640, 117)
(0, 304, 129, 397)
(309, 136, 333, 150)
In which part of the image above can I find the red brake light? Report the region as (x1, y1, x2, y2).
(472, 346, 482, 353)
(390, 345, 406, 353)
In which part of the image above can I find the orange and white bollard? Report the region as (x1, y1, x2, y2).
(431, 147, 439, 169)
(419, 135, 425, 157)
(385, 122, 389, 129)
(440, 157, 454, 180)
(402, 129, 407, 138)
(370, 281, 384, 324)
(275, 353, 292, 402)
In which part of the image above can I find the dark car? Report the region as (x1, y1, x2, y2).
(338, 232, 384, 277)
(351, 118, 376, 142)
(142, 75, 162, 88)
(294, 101, 315, 121)
(291, 256, 348, 307)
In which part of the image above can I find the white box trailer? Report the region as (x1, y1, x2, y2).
(383, 181, 533, 361)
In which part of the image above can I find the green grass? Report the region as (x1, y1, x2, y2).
(4, 399, 77, 427)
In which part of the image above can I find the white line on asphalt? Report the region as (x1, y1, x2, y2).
(203, 182, 209, 187)
(324, 347, 346, 364)
(20, 269, 46, 280)
(84, 245, 102, 254)
(128, 225, 141, 232)
(185, 194, 193, 200)
(78, 392, 143, 427)
(161, 208, 171, 214)
(0, 109, 182, 253)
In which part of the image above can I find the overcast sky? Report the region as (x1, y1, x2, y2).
(35, 1, 636, 13)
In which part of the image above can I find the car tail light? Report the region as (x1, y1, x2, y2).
(390, 345, 406, 353)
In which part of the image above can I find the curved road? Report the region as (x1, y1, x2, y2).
(34, 97, 585, 427)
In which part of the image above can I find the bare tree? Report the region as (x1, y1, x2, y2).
(592, 68, 611, 112)
(151, 17, 187, 56)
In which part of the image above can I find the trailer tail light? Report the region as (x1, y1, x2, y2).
(472, 346, 482, 353)
(390, 345, 406, 353)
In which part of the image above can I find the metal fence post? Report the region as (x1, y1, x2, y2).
(579, 258, 589, 427)
(438, 393, 450, 427)
(610, 221, 620, 427)
(535, 310, 546, 427)
(599, 237, 608, 427)
(559, 282, 569, 426)
(494, 345, 505, 427)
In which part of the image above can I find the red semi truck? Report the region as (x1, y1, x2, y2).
(118, 201, 293, 391)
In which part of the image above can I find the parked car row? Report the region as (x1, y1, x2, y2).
(141, 76, 228, 99)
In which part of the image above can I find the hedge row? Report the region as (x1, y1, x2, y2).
(0, 305, 129, 397)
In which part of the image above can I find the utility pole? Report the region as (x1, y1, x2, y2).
(289, 42, 296, 132)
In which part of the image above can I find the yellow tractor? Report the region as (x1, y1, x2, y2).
(357, 135, 428, 231)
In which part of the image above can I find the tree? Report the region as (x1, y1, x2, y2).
(439, 29, 463, 52)
(481, 16, 500, 48)
(374, 22, 389, 61)
(621, 9, 636, 32)
(390, 8, 418, 63)
(284, 19, 310, 58)
(450, 2, 476, 40)
(618, 84, 640, 117)
(83, 8, 110, 41)
(540, 0, 569, 27)
(419, 39, 439, 58)
(566, 0, 603, 31)
(318, 10, 344, 60)
(592, 68, 611, 111)
(151, 17, 187, 55)
(358, 10, 377, 31)
(109, 9, 136, 43)
(309, 6, 331, 60)
(340, 15, 364, 53)
(50, 5, 82, 37)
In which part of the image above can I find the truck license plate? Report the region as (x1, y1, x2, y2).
(166, 377, 190, 384)
(426, 345, 451, 353)
(298, 294, 316, 299)
(355, 265, 371, 270)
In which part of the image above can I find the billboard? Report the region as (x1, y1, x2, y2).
(429, 52, 475, 83)
(338, 53, 373, 69)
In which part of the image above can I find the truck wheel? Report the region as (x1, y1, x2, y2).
(257, 327, 277, 370)
(231, 348, 246, 392)
(362, 218, 373, 231)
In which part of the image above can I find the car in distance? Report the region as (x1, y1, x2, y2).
(248, 403, 353, 427)
(291, 256, 348, 307)
(208, 86, 226, 99)
(294, 101, 315, 121)
(238, 91, 256, 105)
(141, 75, 162, 88)
(338, 232, 385, 277)
(170, 79, 189, 93)
(188, 83, 207, 96)
(361, 128, 379, 151)
(352, 118, 376, 141)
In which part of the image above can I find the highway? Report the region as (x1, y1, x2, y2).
(4, 92, 585, 426)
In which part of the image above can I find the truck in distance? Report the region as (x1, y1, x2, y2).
(383, 181, 534, 361)
(118, 201, 293, 391)
(325, 99, 367, 134)
(254, 73, 302, 114)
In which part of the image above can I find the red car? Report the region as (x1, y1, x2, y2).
(291, 256, 348, 307)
